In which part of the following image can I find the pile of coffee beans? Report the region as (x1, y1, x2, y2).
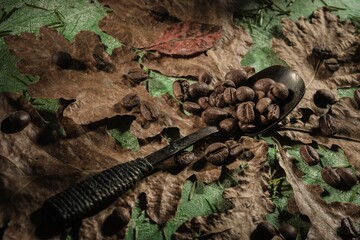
(173, 69, 289, 133)
(251, 221, 298, 240)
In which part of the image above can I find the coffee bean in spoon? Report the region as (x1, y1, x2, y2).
(225, 69, 248, 87)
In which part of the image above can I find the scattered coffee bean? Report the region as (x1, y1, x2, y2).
(236, 86, 255, 103)
(223, 87, 237, 104)
(312, 46, 336, 60)
(173, 80, 190, 102)
(268, 82, 289, 100)
(149, 6, 169, 22)
(174, 152, 196, 166)
(140, 101, 159, 122)
(219, 118, 238, 132)
(319, 114, 337, 136)
(267, 104, 280, 121)
(252, 78, 275, 93)
(313, 89, 336, 108)
(354, 89, 360, 107)
(127, 68, 148, 83)
(300, 145, 320, 166)
(52, 51, 72, 69)
(201, 107, 228, 125)
(279, 224, 297, 240)
(228, 142, 244, 157)
(198, 71, 212, 84)
(336, 168, 358, 189)
(251, 221, 277, 240)
(324, 58, 340, 72)
(321, 166, 342, 188)
(183, 101, 202, 114)
(225, 69, 247, 87)
(237, 102, 255, 124)
(102, 207, 131, 236)
(241, 149, 255, 160)
(340, 217, 360, 239)
(1, 110, 31, 133)
(189, 82, 211, 99)
(198, 97, 211, 110)
(121, 93, 140, 110)
(205, 142, 229, 165)
(255, 97, 272, 114)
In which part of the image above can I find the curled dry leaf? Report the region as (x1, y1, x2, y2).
(4, 27, 204, 139)
(174, 137, 274, 239)
(271, 8, 360, 169)
(99, 0, 252, 81)
(278, 149, 360, 240)
(0, 93, 168, 239)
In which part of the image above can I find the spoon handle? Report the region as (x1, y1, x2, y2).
(42, 126, 219, 227)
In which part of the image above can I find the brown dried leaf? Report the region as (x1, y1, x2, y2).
(278, 149, 360, 240)
(174, 137, 274, 239)
(0, 93, 167, 239)
(4, 27, 204, 139)
(99, 0, 252, 81)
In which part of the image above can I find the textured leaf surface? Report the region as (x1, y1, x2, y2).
(99, 0, 252, 81)
(147, 21, 222, 56)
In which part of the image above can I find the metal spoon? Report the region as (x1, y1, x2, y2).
(41, 65, 305, 228)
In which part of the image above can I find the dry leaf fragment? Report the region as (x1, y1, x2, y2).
(278, 149, 360, 240)
(99, 0, 252, 81)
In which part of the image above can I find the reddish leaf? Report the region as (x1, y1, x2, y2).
(146, 21, 222, 56)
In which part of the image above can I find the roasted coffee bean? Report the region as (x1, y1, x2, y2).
(121, 93, 140, 109)
(37, 124, 60, 145)
(198, 97, 211, 109)
(52, 51, 72, 69)
(173, 80, 190, 102)
(279, 224, 297, 240)
(239, 123, 257, 133)
(140, 101, 159, 122)
(214, 80, 236, 94)
(268, 82, 289, 100)
(219, 118, 238, 132)
(1, 110, 31, 133)
(252, 78, 275, 93)
(215, 93, 227, 108)
(201, 107, 228, 125)
(174, 151, 196, 166)
(102, 207, 131, 236)
(267, 104, 280, 121)
(236, 86, 255, 103)
(225, 69, 247, 87)
(149, 6, 169, 22)
(300, 145, 320, 166)
(321, 166, 342, 188)
(354, 89, 360, 107)
(313, 89, 336, 108)
(228, 142, 244, 157)
(237, 102, 255, 124)
(324, 58, 340, 72)
(223, 106, 238, 119)
(183, 101, 202, 114)
(254, 90, 266, 101)
(251, 221, 277, 240)
(312, 46, 336, 60)
(92, 53, 115, 73)
(223, 87, 237, 104)
(205, 142, 229, 164)
(198, 71, 212, 84)
(258, 115, 269, 125)
(319, 114, 337, 136)
(340, 217, 360, 239)
(127, 68, 148, 82)
(256, 97, 272, 114)
(189, 82, 211, 99)
(336, 168, 358, 189)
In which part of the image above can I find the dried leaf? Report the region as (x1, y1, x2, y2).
(0, 92, 167, 239)
(99, 0, 252, 81)
(174, 137, 274, 239)
(4, 27, 204, 139)
(278, 149, 360, 240)
(146, 21, 222, 56)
